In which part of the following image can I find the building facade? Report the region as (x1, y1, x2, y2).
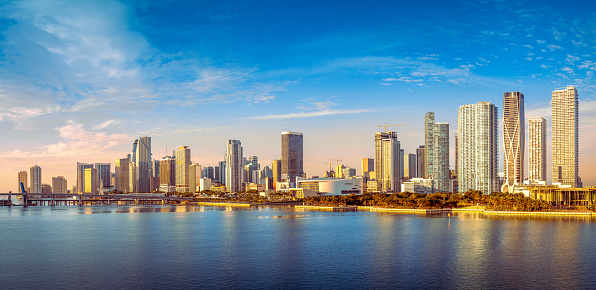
(30, 165, 41, 194)
(416, 145, 425, 178)
(281, 131, 304, 183)
(528, 117, 547, 183)
(552, 86, 579, 187)
(134, 137, 152, 192)
(502, 92, 525, 193)
(424, 112, 435, 177)
(95, 163, 112, 192)
(457, 102, 499, 194)
(375, 131, 400, 192)
(159, 156, 176, 192)
(52, 176, 67, 194)
(76, 162, 93, 193)
(84, 167, 99, 194)
(18, 171, 27, 193)
(175, 146, 191, 193)
(404, 153, 417, 179)
(115, 158, 130, 193)
(432, 122, 450, 192)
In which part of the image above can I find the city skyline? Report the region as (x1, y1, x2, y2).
(0, 1, 595, 192)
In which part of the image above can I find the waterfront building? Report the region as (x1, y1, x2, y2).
(202, 166, 215, 180)
(30, 165, 41, 194)
(528, 117, 547, 183)
(133, 137, 152, 192)
(175, 146, 191, 193)
(399, 149, 404, 180)
(404, 153, 417, 179)
(159, 156, 176, 192)
(281, 131, 303, 183)
(366, 180, 377, 192)
(129, 162, 137, 193)
(432, 122, 450, 192)
(552, 85, 579, 187)
(361, 158, 374, 179)
(457, 102, 499, 194)
(218, 161, 226, 185)
(41, 184, 52, 194)
(297, 177, 363, 196)
(454, 134, 458, 178)
(199, 178, 212, 192)
(245, 156, 260, 183)
(76, 162, 93, 193)
(95, 163, 112, 192)
(214, 165, 220, 183)
(52, 176, 67, 194)
(84, 167, 99, 194)
(502, 92, 525, 193)
(189, 163, 198, 192)
(18, 171, 27, 193)
(401, 178, 434, 194)
(424, 112, 435, 177)
(225, 140, 243, 193)
(416, 145, 425, 178)
(115, 158, 130, 193)
(375, 131, 400, 192)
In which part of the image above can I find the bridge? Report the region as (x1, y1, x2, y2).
(0, 192, 194, 207)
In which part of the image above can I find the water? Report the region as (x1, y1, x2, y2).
(1, 205, 596, 289)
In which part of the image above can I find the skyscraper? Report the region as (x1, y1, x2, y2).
(218, 161, 226, 185)
(115, 158, 130, 193)
(84, 167, 99, 194)
(432, 122, 450, 192)
(175, 146, 191, 193)
(129, 162, 137, 193)
(76, 162, 93, 193)
(18, 171, 27, 193)
(528, 117, 547, 183)
(361, 158, 374, 178)
(134, 137, 152, 192)
(375, 131, 400, 192)
(404, 153, 417, 179)
(552, 85, 579, 187)
(272, 159, 281, 183)
(30, 165, 41, 194)
(281, 131, 303, 183)
(502, 92, 525, 193)
(424, 112, 435, 177)
(95, 163, 111, 191)
(416, 145, 425, 178)
(457, 102, 499, 194)
(245, 156, 260, 183)
(399, 149, 404, 180)
(52, 176, 67, 194)
(159, 156, 176, 192)
(225, 140, 243, 193)
(189, 163, 198, 192)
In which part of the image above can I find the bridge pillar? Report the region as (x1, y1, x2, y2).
(23, 195, 28, 207)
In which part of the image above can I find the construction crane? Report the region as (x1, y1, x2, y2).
(378, 123, 407, 133)
(325, 159, 334, 173)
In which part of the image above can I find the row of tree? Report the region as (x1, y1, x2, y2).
(304, 191, 554, 212)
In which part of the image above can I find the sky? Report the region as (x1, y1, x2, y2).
(0, 0, 595, 192)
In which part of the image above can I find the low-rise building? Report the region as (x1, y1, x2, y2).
(401, 178, 434, 194)
(297, 177, 363, 196)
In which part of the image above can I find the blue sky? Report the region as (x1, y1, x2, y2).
(0, 0, 595, 191)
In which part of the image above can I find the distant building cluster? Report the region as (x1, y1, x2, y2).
(16, 86, 582, 199)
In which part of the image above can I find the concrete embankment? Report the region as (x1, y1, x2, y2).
(194, 202, 251, 207)
(295, 205, 358, 211)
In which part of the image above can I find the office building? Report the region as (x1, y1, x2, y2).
(95, 163, 111, 192)
(18, 171, 27, 193)
(245, 156, 260, 183)
(404, 153, 417, 179)
(225, 140, 243, 193)
(30, 165, 41, 194)
(528, 117, 547, 183)
(272, 159, 281, 183)
(281, 131, 303, 183)
(115, 158, 130, 193)
(502, 92, 525, 193)
(218, 161, 226, 184)
(552, 85, 579, 187)
(129, 162, 137, 193)
(361, 158, 374, 179)
(175, 146, 191, 193)
(189, 163, 198, 192)
(416, 145, 425, 178)
(457, 102, 499, 194)
(76, 162, 93, 193)
(399, 149, 404, 180)
(424, 112, 435, 177)
(52, 176, 67, 194)
(159, 156, 176, 192)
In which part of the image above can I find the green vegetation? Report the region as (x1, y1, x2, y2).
(304, 191, 554, 212)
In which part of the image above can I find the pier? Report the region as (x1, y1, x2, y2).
(0, 193, 193, 207)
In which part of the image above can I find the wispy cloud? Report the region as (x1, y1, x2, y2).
(247, 109, 375, 120)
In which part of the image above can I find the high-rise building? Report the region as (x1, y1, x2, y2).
(115, 158, 130, 193)
(129, 162, 137, 193)
(432, 122, 450, 192)
(502, 92, 525, 193)
(245, 156, 260, 183)
(528, 117, 547, 183)
(18, 171, 27, 193)
(52, 176, 67, 194)
(153, 159, 160, 178)
(454, 134, 458, 178)
(76, 162, 93, 193)
(189, 163, 198, 193)
(281, 131, 303, 183)
(175, 146, 191, 193)
(41, 184, 52, 194)
(416, 146, 425, 178)
(95, 163, 111, 191)
(424, 112, 435, 177)
(225, 140, 243, 193)
(30, 165, 41, 194)
(399, 149, 404, 180)
(404, 153, 417, 179)
(361, 158, 374, 179)
(272, 159, 281, 183)
(457, 102, 499, 194)
(159, 156, 176, 192)
(375, 131, 400, 192)
(202, 166, 215, 180)
(133, 137, 152, 192)
(218, 161, 226, 185)
(552, 85, 579, 187)
(84, 167, 99, 194)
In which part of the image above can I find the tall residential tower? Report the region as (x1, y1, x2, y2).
(281, 131, 303, 183)
(528, 117, 547, 183)
(502, 92, 525, 193)
(552, 86, 579, 187)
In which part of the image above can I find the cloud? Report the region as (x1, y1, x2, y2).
(247, 109, 375, 120)
(523, 44, 534, 49)
(295, 98, 338, 111)
(93, 120, 118, 130)
(547, 44, 563, 51)
(382, 77, 423, 83)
